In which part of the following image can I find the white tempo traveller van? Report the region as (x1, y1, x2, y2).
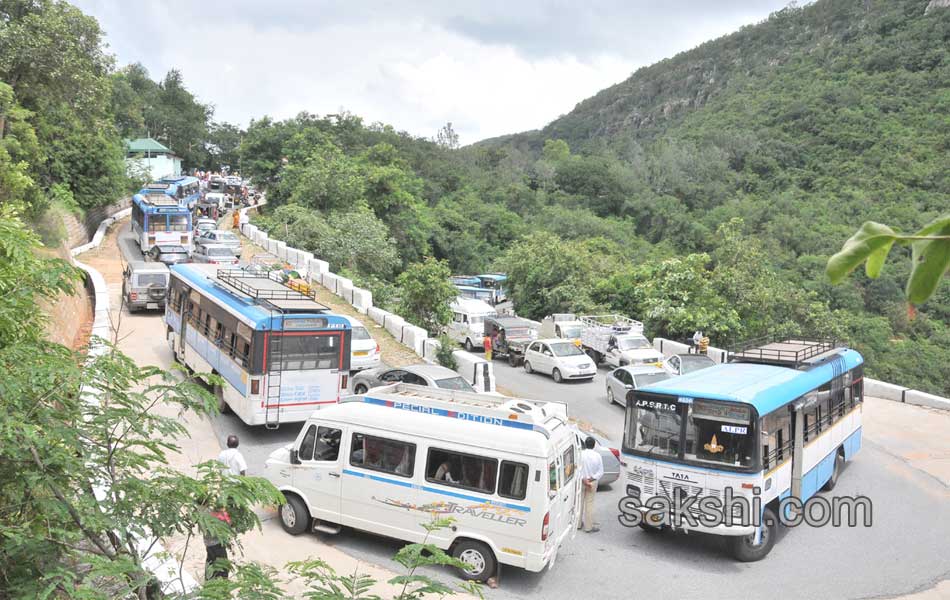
(448, 296, 497, 352)
(264, 383, 581, 582)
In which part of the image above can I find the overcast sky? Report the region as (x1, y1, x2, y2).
(73, 1, 793, 144)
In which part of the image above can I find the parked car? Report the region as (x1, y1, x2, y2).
(196, 229, 242, 254)
(351, 364, 475, 395)
(122, 261, 169, 312)
(605, 365, 671, 406)
(663, 353, 716, 376)
(192, 243, 239, 265)
(523, 339, 596, 383)
(483, 316, 536, 366)
(571, 425, 621, 487)
(194, 218, 216, 235)
(147, 244, 190, 266)
(342, 315, 381, 371)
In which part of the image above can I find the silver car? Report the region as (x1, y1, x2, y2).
(571, 426, 621, 487)
(663, 353, 716, 376)
(351, 364, 475, 395)
(191, 243, 239, 265)
(196, 229, 242, 254)
(605, 365, 671, 406)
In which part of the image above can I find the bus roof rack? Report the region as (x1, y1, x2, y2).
(728, 337, 843, 368)
(341, 383, 568, 434)
(216, 268, 329, 314)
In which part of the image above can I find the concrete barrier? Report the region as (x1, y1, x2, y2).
(285, 247, 299, 266)
(338, 280, 354, 303)
(296, 250, 314, 268)
(402, 324, 428, 356)
(308, 258, 330, 277)
(707, 346, 729, 363)
(865, 378, 950, 410)
(385, 314, 407, 342)
(653, 337, 691, 357)
(352, 287, 373, 314)
(70, 207, 132, 256)
(321, 272, 339, 293)
(423, 338, 442, 363)
(266, 239, 278, 254)
(276, 241, 288, 260)
(368, 306, 391, 327)
(452, 351, 496, 393)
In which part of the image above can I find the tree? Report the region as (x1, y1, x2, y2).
(434, 122, 460, 150)
(0, 207, 285, 597)
(0, 82, 45, 213)
(207, 121, 244, 171)
(281, 143, 366, 212)
(396, 257, 457, 335)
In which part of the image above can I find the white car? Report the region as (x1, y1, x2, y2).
(194, 218, 216, 235)
(523, 339, 596, 383)
(191, 244, 239, 265)
(342, 315, 381, 371)
(663, 353, 716, 376)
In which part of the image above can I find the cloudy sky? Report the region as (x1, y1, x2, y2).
(74, 1, 793, 144)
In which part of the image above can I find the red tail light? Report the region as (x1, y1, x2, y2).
(130, 292, 138, 300)
(341, 375, 348, 390)
(250, 379, 260, 395)
(610, 448, 620, 460)
(541, 511, 550, 541)
(375, 343, 380, 354)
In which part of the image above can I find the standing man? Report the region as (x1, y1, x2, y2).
(203, 503, 231, 580)
(217, 435, 247, 476)
(483, 333, 493, 361)
(578, 436, 604, 533)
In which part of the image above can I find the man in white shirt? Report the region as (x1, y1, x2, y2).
(218, 435, 247, 476)
(578, 436, 604, 533)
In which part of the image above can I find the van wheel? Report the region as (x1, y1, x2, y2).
(464, 338, 474, 352)
(214, 384, 231, 414)
(552, 368, 563, 383)
(731, 506, 777, 562)
(524, 361, 533, 374)
(279, 494, 311, 535)
(823, 449, 845, 492)
(452, 540, 496, 583)
(353, 383, 368, 395)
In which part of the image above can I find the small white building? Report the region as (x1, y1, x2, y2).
(125, 138, 182, 181)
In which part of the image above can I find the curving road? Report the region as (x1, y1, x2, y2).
(111, 222, 950, 599)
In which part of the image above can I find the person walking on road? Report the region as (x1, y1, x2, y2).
(578, 436, 604, 533)
(218, 435, 247, 476)
(202, 502, 232, 580)
(483, 334, 493, 361)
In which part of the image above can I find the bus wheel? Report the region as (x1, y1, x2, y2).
(731, 506, 777, 562)
(639, 513, 667, 533)
(214, 384, 231, 414)
(452, 540, 496, 583)
(464, 338, 474, 352)
(823, 449, 845, 492)
(279, 494, 310, 536)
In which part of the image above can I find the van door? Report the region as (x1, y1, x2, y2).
(293, 422, 345, 524)
(557, 440, 580, 541)
(546, 454, 564, 555)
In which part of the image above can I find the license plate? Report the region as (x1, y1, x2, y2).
(146, 302, 159, 310)
(353, 350, 369, 356)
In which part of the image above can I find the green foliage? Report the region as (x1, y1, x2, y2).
(396, 258, 457, 335)
(828, 216, 950, 306)
(435, 334, 459, 371)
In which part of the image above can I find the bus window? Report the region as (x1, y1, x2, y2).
(147, 215, 166, 232)
(169, 215, 190, 232)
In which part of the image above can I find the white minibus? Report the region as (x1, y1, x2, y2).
(264, 383, 581, 582)
(448, 296, 497, 351)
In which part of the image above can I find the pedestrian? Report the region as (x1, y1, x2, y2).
(578, 436, 603, 533)
(217, 435, 247, 476)
(692, 330, 703, 349)
(203, 502, 231, 580)
(483, 333, 493, 361)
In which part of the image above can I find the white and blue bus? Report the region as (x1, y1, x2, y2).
(157, 175, 202, 210)
(130, 187, 194, 253)
(165, 264, 352, 428)
(621, 339, 863, 561)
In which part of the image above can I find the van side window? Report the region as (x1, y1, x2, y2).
(426, 448, 497, 494)
(498, 461, 529, 500)
(548, 462, 559, 491)
(314, 427, 342, 461)
(561, 446, 576, 483)
(350, 433, 415, 478)
(299, 425, 317, 460)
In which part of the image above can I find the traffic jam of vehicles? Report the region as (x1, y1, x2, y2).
(126, 188, 866, 583)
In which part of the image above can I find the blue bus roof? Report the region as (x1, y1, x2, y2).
(132, 193, 190, 211)
(477, 274, 507, 282)
(170, 263, 351, 331)
(638, 348, 864, 416)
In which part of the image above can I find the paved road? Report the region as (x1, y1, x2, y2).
(112, 225, 950, 599)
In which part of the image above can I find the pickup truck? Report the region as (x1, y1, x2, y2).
(578, 314, 664, 368)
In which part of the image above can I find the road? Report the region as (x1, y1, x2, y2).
(107, 221, 950, 599)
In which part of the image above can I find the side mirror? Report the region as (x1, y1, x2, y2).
(289, 449, 300, 465)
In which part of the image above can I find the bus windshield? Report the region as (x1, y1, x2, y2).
(625, 395, 756, 470)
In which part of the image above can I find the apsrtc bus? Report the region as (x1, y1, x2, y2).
(130, 188, 193, 252)
(165, 264, 352, 428)
(622, 338, 863, 561)
(156, 175, 201, 209)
